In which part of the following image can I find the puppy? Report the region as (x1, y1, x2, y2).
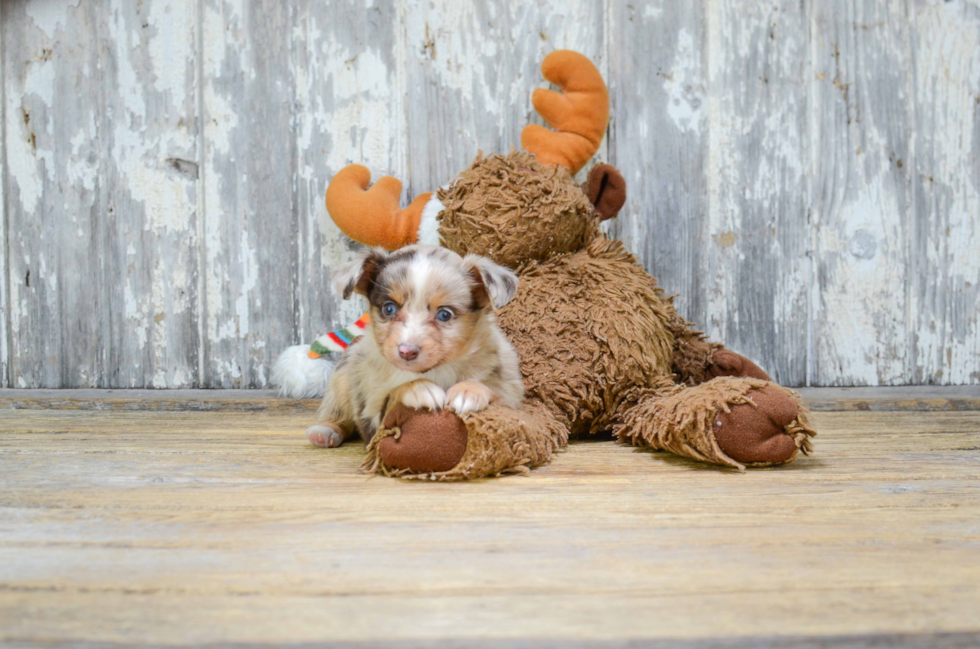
(305, 245, 523, 448)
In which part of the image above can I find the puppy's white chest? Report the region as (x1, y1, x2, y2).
(382, 363, 460, 393)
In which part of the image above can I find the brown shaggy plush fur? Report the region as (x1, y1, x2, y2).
(438, 151, 596, 270)
(666, 309, 724, 385)
(615, 376, 816, 471)
(365, 401, 567, 480)
(498, 236, 676, 435)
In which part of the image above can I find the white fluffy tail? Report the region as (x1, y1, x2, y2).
(271, 345, 334, 398)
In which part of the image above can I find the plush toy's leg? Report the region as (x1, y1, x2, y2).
(704, 349, 773, 381)
(363, 401, 569, 480)
(666, 313, 770, 384)
(665, 312, 723, 385)
(616, 377, 816, 471)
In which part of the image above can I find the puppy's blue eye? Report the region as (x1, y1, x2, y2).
(436, 308, 453, 322)
(382, 301, 397, 317)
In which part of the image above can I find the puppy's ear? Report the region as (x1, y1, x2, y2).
(464, 255, 519, 310)
(333, 248, 387, 300)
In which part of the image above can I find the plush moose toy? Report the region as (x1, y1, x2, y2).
(275, 50, 816, 479)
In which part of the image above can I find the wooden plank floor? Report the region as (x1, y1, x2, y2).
(1, 390, 979, 647)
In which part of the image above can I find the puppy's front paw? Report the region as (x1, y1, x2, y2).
(446, 381, 492, 415)
(397, 380, 446, 411)
(306, 425, 343, 448)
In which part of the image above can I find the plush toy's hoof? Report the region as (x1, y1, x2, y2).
(705, 349, 772, 382)
(377, 404, 468, 473)
(714, 384, 806, 464)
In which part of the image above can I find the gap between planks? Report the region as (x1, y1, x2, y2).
(0, 386, 977, 413)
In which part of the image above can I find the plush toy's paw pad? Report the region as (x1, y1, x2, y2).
(306, 425, 343, 448)
(446, 381, 492, 415)
(377, 404, 469, 473)
(706, 349, 772, 382)
(397, 380, 446, 411)
(713, 385, 804, 465)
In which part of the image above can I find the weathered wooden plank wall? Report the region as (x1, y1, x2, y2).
(1, 5, 7, 388)
(910, 0, 980, 384)
(1, 0, 978, 388)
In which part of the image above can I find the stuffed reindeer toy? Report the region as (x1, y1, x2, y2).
(275, 50, 816, 479)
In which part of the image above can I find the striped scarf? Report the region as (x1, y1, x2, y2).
(307, 313, 370, 358)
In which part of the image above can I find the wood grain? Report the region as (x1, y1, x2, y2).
(1, 406, 979, 644)
(1, 0, 202, 389)
(2, 0, 978, 388)
(401, 0, 606, 194)
(705, 0, 809, 386)
(809, 0, 914, 386)
(2, 386, 979, 413)
(3, 0, 107, 387)
(290, 1, 404, 350)
(908, 0, 980, 385)
(200, 0, 296, 388)
(102, 0, 203, 389)
(606, 1, 709, 346)
(0, 1, 7, 389)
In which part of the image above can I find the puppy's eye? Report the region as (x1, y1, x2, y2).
(381, 301, 398, 317)
(436, 308, 453, 322)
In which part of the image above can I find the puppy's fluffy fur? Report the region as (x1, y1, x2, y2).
(306, 245, 523, 449)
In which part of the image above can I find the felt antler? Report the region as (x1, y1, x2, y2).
(325, 165, 432, 250)
(521, 50, 609, 175)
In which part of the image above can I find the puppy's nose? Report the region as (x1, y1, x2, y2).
(398, 344, 420, 361)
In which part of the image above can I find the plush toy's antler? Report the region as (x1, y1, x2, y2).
(521, 50, 609, 175)
(325, 165, 432, 250)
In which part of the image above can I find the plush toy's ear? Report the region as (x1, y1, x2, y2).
(333, 248, 389, 300)
(583, 163, 627, 221)
(463, 255, 520, 310)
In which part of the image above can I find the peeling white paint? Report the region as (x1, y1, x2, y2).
(817, 182, 908, 385)
(25, 0, 81, 39)
(320, 45, 400, 174)
(124, 282, 149, 351)
(666, 29, 706, 134)
(704, 0, 810, 385)
(0, 17, 6, 387)
(109, 18, 147, 121)
(404, 2, 501, 110)
(910, 0, 980, 384)
(234, 228, 257, 339)
(134, 164, 194, 234)
(7, 53, 57, 217)
(644, 5, 664, 20)
(65, 124, 98, 193)
(145, 0, 195, 110)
